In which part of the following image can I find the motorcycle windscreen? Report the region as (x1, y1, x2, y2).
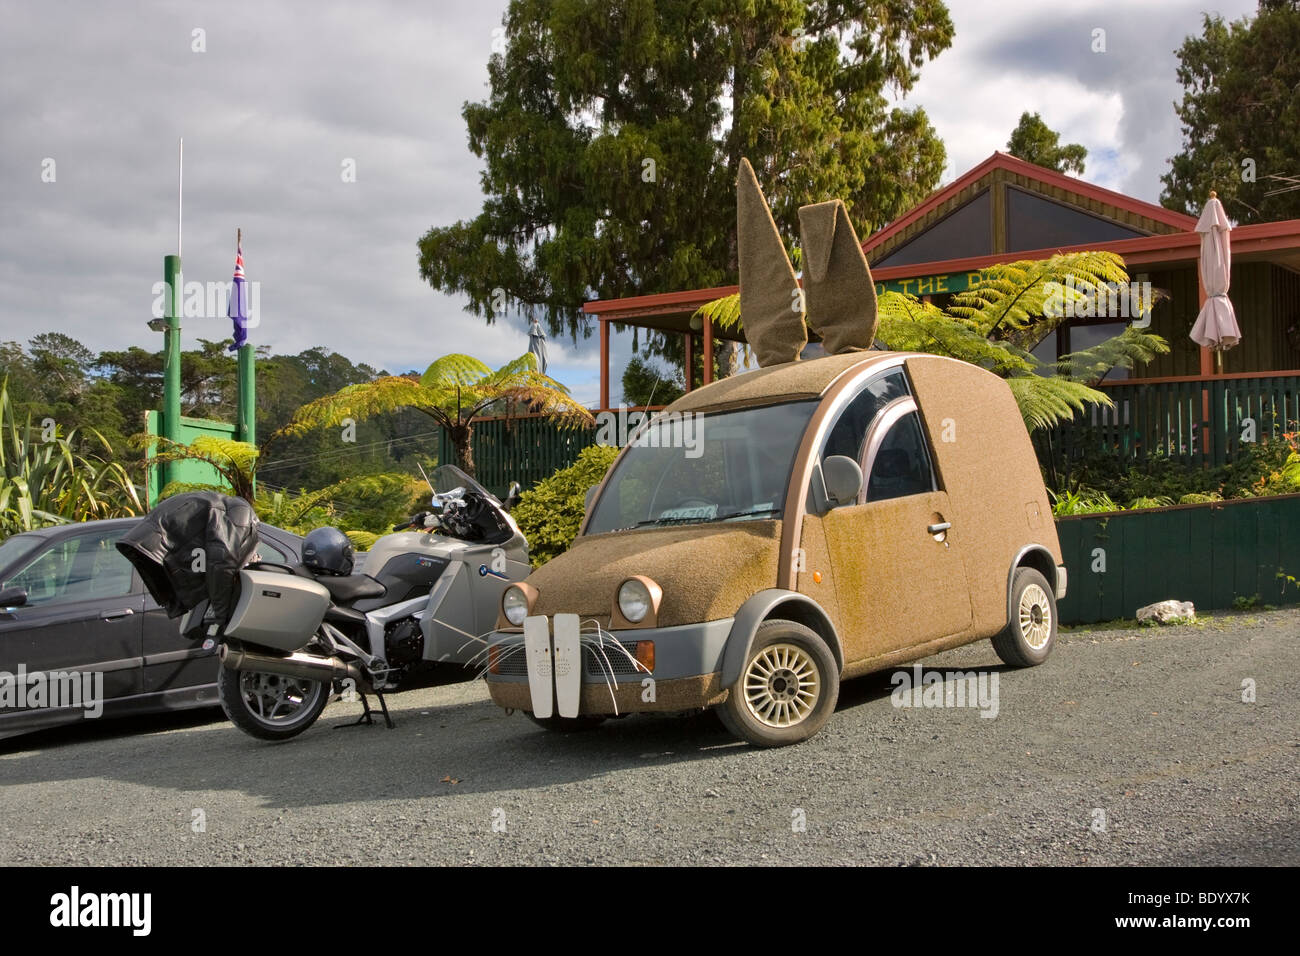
(224, 570, 331, 652)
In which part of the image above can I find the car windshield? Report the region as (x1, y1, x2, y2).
(584, 400, 818, 534)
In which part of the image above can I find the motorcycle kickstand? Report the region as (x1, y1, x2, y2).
(337, 689, 395, 730)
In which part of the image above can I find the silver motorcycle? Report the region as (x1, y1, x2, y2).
(207, 465, 529, 741)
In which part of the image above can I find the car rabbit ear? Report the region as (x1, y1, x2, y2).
(736, 157, 807, 367)
(798, 198, 878, 355)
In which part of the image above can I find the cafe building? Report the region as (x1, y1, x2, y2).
(583, 151, 1300, 464)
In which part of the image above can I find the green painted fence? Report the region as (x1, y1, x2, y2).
(1055, 493, 1300, 624)
(439, 417, 600, 499)
(1038, 373, 1300, 473)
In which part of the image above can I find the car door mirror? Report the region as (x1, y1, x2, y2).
(0, 586, 28, 608)
(584, 484, 599, 514)
(503, 481, 523, 512)
(822, 455, 863, 507)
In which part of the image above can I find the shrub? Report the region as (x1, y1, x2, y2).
(513, 444, 619, 567)
(1, 380, 143, 538)
(1049, 434, 1300, 507)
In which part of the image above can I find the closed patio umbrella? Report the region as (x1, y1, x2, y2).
(1189, 191, 1241, 370)
(527, 317, 548, 376)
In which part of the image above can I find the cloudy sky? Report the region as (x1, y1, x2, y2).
(0, 0, 1258, 407)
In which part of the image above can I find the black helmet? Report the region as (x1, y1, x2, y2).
(301, 527, 354, 576)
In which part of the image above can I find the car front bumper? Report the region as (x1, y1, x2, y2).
(484, 616, 734, 715)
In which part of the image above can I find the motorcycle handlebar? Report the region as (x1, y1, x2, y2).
(393, 511, 430, 532)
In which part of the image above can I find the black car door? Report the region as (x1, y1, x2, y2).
(0, 527, 144, 721)
(139, 583, 217, 695)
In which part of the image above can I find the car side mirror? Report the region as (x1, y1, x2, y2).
(821, 455, 863, 508)
(503, 481, 522, 512)
(0, 586, 28, 608)
(584, 484, 599, 513)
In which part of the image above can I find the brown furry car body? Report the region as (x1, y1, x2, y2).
(485, 350, 1066, 747)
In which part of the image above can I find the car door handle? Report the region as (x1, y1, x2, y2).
(927, 522, 952, 534)
(100, 608, 135, 621)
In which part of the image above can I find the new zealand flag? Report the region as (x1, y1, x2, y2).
(227, 241, 250, 351)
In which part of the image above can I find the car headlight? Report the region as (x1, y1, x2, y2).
(502, 586, 530, 626)
(617, 578, 653, 624)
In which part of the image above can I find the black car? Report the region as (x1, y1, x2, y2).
(0, 518, 303, 739)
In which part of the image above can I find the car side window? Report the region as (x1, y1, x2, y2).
(3, 530, 134, 606)
(823, 369, 909, 463)
(866, 411, 936, 502)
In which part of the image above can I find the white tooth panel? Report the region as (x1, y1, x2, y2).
(523, 616, 553, 719)
(553, 613, 581, 718)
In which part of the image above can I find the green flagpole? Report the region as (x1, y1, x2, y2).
(163, 253, 182, 488)
(238, 342, 255, 445)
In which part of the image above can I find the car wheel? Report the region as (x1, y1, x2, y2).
(217, 665, 330, 741)
(718, 619, 839, 747)
(525, 713, 607, 732)
(992, 567, 1058, 667)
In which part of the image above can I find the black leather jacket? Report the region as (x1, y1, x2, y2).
(116, 491, 260, 621)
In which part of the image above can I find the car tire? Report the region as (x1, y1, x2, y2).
(217, 665, 331, 741)
(718, 619, 839, 748)
(992, 567, 1058, 668)
(525, 713, 607, 732)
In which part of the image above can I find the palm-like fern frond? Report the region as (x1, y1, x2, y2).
(696, 292, 742, 333)
(950, 252, 1133, 337)
(344, 530, 380, 550)
(877, 292, 1038, 376)
(135, 434, 259, 501)
(1006, 375, 1112, 433)
(419, 353, 493, 389)
(274, 353, 593, 475)
(1056, 327, 1171, 383)
(277, 377, 457, 438)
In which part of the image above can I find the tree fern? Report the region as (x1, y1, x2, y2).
(277, 352, 594, 476)
(692, 250, 1167, 431)
(1055, 327, 1171, 383)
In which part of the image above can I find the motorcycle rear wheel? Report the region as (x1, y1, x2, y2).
(217, 666, 331, 741)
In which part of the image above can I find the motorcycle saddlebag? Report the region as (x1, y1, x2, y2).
(224, 569, 331, 652)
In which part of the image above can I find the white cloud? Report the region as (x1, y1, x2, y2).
(0, 0, 1261, 399)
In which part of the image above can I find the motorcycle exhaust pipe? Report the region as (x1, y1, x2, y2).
(220, 644, 363, 684)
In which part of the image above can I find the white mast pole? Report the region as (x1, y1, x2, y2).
(178, 137, 183, 257)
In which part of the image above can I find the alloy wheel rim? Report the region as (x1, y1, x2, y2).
(240, 671, 321, 725)
(1019, 584, 1053, 649)
(743, 643, 820, 728)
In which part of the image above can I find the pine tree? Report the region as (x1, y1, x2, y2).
(418, 0, 953, 339)
(1161, 1, 1300, 223)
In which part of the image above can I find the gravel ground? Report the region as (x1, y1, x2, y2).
(1, 608, 1297, 866)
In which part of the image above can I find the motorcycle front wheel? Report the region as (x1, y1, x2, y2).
(217, 666, 331, 741)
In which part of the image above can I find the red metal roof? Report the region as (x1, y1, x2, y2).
(581, 162, 1300, 322)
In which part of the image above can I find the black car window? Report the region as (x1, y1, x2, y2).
(823, 368, 909, 463)
(867, 411, 936, 502)
(0, 534, 42, 574)
(4, 529, 134, 606)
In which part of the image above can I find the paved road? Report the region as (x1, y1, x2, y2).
(2, 609, 1297, 866)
